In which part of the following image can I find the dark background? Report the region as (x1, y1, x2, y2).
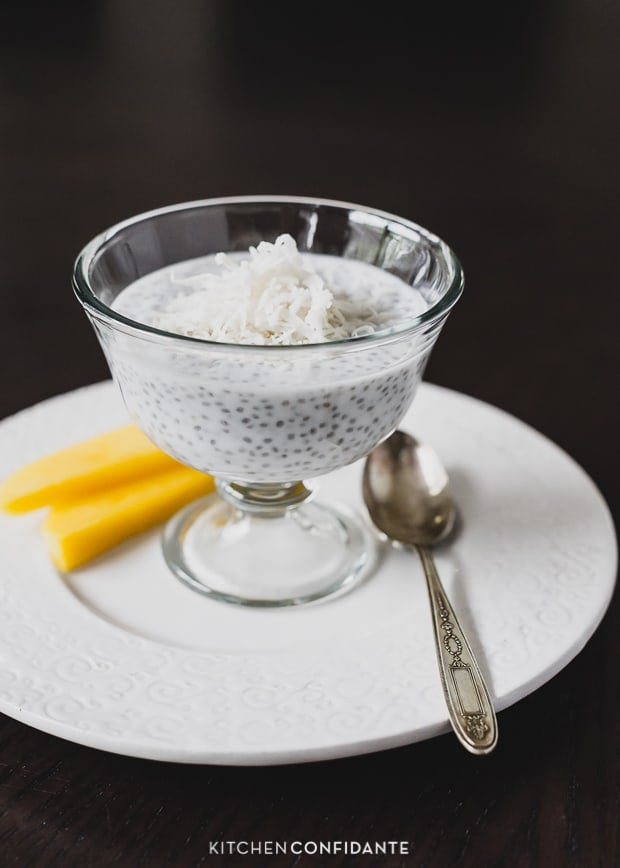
(1, 1, 618, 865)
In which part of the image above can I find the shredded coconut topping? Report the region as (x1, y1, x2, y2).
(151, 234, 391, 345)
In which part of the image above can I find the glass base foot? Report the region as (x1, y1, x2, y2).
(162, 493, 375, 607)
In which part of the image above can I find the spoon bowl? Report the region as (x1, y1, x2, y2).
(362, 430, 455, 547)
(363, 430, 498, 755)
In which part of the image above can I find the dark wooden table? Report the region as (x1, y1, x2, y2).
(1, 2, 618, 866)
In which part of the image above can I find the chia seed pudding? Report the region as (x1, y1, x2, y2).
(102, 246, 431, 483)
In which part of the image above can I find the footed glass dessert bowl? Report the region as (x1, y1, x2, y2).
(73, 196, 463, 606)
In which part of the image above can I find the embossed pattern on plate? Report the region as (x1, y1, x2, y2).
(0, 382, 616, 764)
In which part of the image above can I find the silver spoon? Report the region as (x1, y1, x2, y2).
(362, 431, 498, 755)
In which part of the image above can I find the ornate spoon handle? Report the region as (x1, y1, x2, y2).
(417, 545, 498, 754)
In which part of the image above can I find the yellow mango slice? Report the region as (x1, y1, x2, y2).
(0, 424, 181, 513)
(43, 466, 214, 571)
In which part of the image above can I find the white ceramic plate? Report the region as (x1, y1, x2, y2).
(0, 382, 616, 764)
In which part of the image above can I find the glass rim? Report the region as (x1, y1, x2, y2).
(72, 194, 464, 353)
